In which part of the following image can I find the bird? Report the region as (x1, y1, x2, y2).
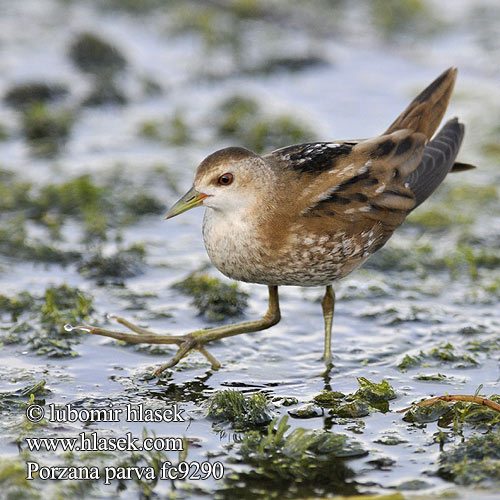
(73, 67, 474, 375)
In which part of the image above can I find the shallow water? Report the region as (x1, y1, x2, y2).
(0, 1, 499, 499)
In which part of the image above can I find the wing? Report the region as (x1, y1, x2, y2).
(384, 67, 457, 140)
(406, 118, 465, 208)
(296, 129, 427, 232)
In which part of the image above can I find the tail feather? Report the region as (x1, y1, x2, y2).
(384, 67, 457, 140)
(406, 118, 465, 208)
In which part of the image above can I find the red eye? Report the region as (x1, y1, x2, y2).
(218, 173, 233, 186)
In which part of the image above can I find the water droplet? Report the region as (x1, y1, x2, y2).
(64, 324, 73, 332)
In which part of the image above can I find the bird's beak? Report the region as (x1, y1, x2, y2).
(165, 186, 209, 219)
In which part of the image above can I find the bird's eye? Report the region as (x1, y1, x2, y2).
(217, 173, 234, 186)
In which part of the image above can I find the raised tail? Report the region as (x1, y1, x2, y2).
(384, 67, 457, 140)
(406, 118, 464, 208)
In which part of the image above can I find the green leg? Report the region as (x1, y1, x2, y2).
(321, 285, 335, 365)
(72, 286, 281, 375)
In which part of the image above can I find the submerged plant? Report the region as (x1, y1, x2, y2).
(20, 103, 75, 156)
(438, 429, 500, 486)
(1, 285, 94, 357)
(207, 389, 273, 429)
(221, 416, 365, 499)
(172, 272, 248, 322)
(314, 378, 397, 415)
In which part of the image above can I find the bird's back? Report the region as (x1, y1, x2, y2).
(254, 68, 472, 286)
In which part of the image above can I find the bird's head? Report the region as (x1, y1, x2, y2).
(165, 147, 273, 219)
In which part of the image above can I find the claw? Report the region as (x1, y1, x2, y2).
(154, 337, 197, 375)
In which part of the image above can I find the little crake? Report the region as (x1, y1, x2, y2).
(74, 68, 474, 374)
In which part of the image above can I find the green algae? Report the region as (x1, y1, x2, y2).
(69, 32, 127, 75)
(207, 390, 273, 429)
(138, 111, 191, 146)
(244, 115, 317, 154)
(354, 377, 396, 409)
(20, 103, 75, 156)
(403, 400, 452, 424)
(77, 244, 146, 282)
(0, 123, 7, 141)
(244, 54, 328, 76)
(313, 379, 396, 416)
(4, 82, 68, 110)
(334, 401, 371, 418)
(288, 404, 323, 419)
(313, 390, 345, 406)
(216, 96, 259, 137)
(221, 416, 365, 499)
(406, 206, 473, 229)
(216, 94, 316, 153)
(438, 429, 500, 486)
(403, 394, 500, 429)
(0, 457, 40, 500)
(0, 380, 47, 412)
(1, 285, 94, 357)
(414, 373, 456, 383)
(82, 77, 128, 107)
(0, 170, 166, 254)
(0, 292, 35, 322)
(172, 271, 248, 322)
(370, 0, 434, 38)
(398, 343, 479, 371)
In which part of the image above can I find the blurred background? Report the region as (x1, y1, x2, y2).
(1, 1, 500, 499)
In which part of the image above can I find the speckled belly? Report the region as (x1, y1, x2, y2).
(202, 210, 379, 287)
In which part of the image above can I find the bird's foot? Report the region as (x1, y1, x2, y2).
(69, 315, 221, 375)
(69, 285, 280, 376)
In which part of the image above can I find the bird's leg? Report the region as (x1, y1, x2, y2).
(321, 285, 335, 365)
(71, 285, 281, 375)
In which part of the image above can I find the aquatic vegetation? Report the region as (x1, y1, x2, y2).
(95, 0, 164, 14)
(355, 377, 396, 405)
(207, 389, 273, 429)
(0, 222, 82, 263)
(0, 123, 7, 141)
(20, 103, 75, 156)
(82, 77, 128, 106)
(369, 0, 435, 38)
(245, 115, 317, 154)
(313, 390, 345, 406)
(0, 380, 47, 411)
(244, 54, 328, 76)
(438, 429, 500, 486)
(216, 95, 259, 137)
(314, 378, 396, 416)
(0, 291, 35, 322)
(398, 343, 479, 371)
(222, 416, 365, 498)
(169, 5, 244, 57)
(288, 404, 323, 419)
(172, 272, 248, 322)
(4, 82, 68, 110)
(402, 391, 500, 429)
(77, 244, 146, 282)
(0, 457, 39, 499)
(69, 32, 127, 75)
(403, 399, 452, 424)
(406, 206, 473, 229)
(0, 172, 166, 248)
(216, 94, 317, 153)
(138, 111, 191, 146)
(1, 285, 94, 357)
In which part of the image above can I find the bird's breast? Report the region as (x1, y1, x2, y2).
(201, 209, 379, 287)
(202, 208, 270, 283)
